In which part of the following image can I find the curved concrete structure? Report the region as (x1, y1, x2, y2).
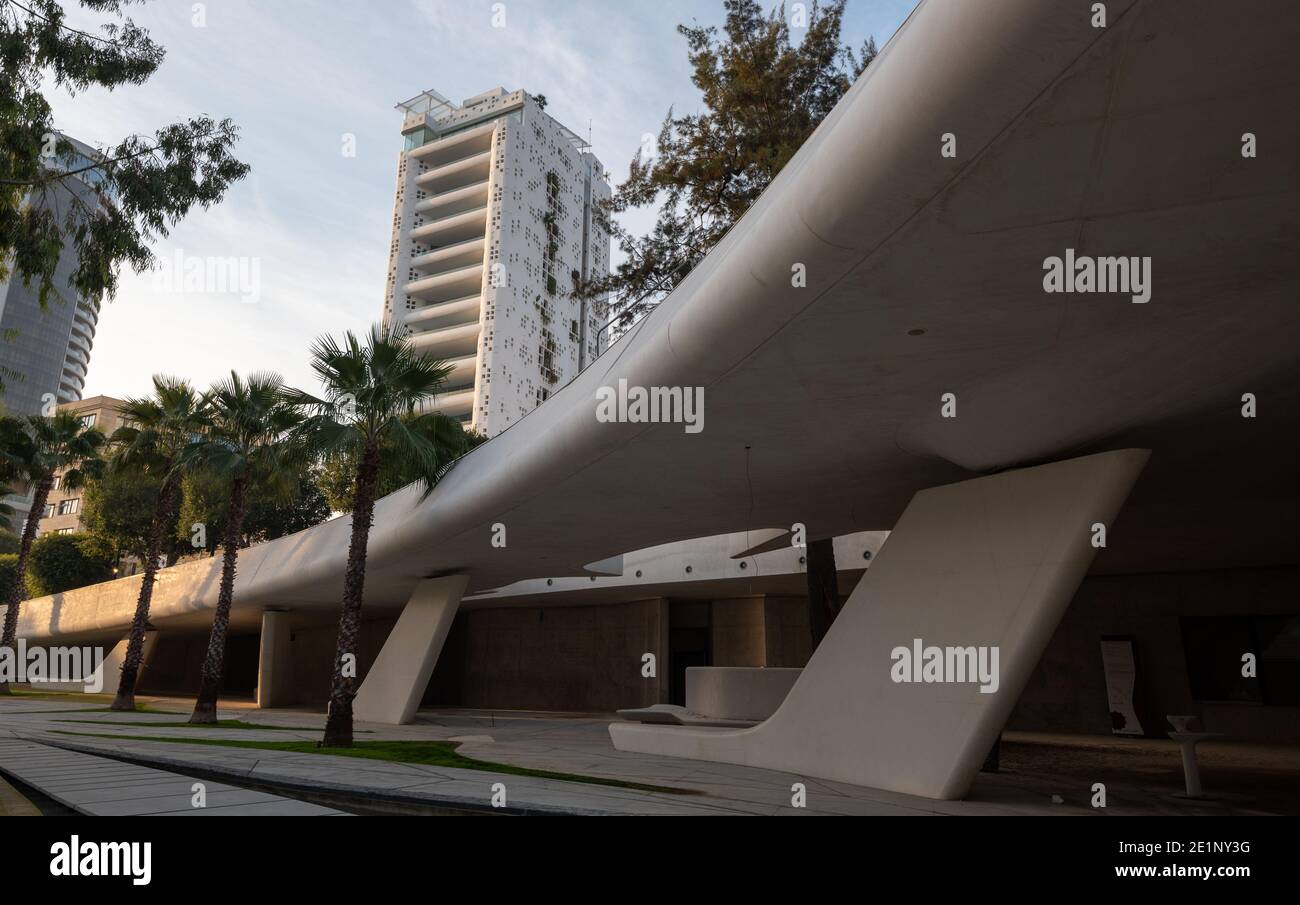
(12, 0, 1296, 642)
(4, 0, 1298, 797)
(685, 667, 803, 723)
(611, 450, 1148, 799)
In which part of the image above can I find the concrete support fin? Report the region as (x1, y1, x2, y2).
(37, 629, 157, 697)
(610, 449, 1150, 800)
(353, 574, 468, 725)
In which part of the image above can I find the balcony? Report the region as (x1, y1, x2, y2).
(68, 322, 94, 348)
(442, 353, 477, 386)
(416, 180, 490, 220)
(410, 237, 485, 274)
(426, 387, 475, 420)
(408, 121, 495, 168)
(410, 206, 487, 246)
(403, 294, 481, 332)
(414, 149, 491, 195)
(405, 263, 484, 304)
(407, 320, 481, 359)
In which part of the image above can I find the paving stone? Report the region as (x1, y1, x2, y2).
(0, 737, 346, 816)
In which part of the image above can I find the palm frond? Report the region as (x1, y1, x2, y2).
(284, 323, 467, 510)
(0, 485, 16, 534)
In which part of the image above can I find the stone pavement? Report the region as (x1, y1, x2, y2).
(0, 734, 347, 816)
(0, 694, 1289, 816)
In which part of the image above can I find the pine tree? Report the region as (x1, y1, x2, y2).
(578, 0, 875, 331)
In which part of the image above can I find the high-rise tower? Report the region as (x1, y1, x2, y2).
(381, 88, 610, 438)
(0, 134, 105, 527)
(0, 134, 104, 417)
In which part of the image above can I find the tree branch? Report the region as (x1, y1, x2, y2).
(3, 0, 141, 49)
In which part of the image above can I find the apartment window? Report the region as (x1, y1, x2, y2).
(58, 498, 79, 516)
(78, 412, 97, 427)
(43, 505, 55, 519)
(50, 474, 61, 490)
(54, 527, 75, 535)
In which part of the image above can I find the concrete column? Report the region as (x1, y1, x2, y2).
(611, 449, 1149, 800)
(256, 610, 295, 708)
(763, 596, 813, 667)
(710, 597, 766, 666)
(654, 598, 671, 704)
(353, 575, 468, 725)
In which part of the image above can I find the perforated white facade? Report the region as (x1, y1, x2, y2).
(381, 87, 610, 437)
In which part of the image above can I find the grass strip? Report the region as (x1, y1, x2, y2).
(52, 731, 691, 795)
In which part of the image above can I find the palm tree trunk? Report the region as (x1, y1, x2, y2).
(805, 536, 842, 649)
(0, 476, 54, 695)
(112, 476, 181, 711)
(322, 442, 382, 747)
(189, 474, 250, 724)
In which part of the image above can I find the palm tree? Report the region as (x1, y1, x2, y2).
(0, 412, 105, 692)
(183, 372, 301, 724)
(106, 377, 210, 711)
(284, 326, 466, 747)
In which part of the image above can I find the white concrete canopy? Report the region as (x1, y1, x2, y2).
(2, 0, 1297, 804)
(9, 0, 1296, 648)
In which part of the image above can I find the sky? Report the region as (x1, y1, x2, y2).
(45, 0, 918, 400)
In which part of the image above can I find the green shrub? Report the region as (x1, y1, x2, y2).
(0, 552, 20, 601)
(25, 533, 115, 596)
